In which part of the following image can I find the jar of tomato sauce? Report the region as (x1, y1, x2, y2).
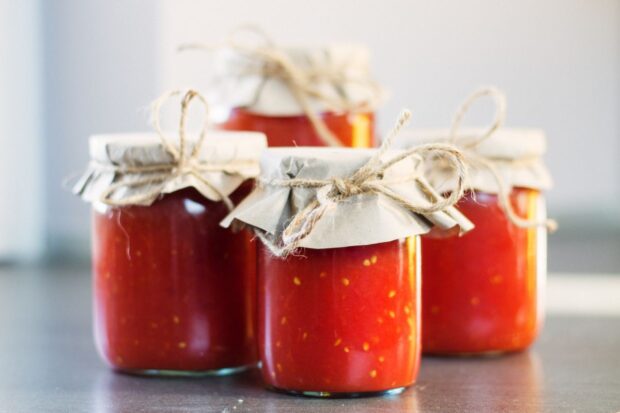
(222, 142, 471, 396)
(74, 91, 267, 374)
(206, 41, 381, 147)
(399, 90, 554, 355)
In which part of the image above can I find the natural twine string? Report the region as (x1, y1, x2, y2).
(255, 109, 470, 257)
(179, 25, 381, 147)
(447, 86, 557, 231)
(98, 89, 235, 209)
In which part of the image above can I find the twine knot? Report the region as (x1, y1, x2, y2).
(98, 89, 234, 210)
(174, 157, 201, 177)
(328, 177, 366, 199)
(257, 109, 470, 257)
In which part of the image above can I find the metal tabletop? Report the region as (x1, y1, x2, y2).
(1, 265, 619, 413)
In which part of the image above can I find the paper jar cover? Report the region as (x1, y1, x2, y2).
(221, 147, 473, 250)
(394, 128, 552, 194)
(73, 131, 267, 206)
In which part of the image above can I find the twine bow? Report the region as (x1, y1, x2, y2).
(179, 25, 381, 147)
(98, 89, 235, 209)
(256, 109, 469, 257)
(446, 86, 557, 231)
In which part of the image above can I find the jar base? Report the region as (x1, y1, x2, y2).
(115, 363, 256, 377)
(269, 386, 407, 399)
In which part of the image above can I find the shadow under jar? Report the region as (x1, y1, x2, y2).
(75, 130, 267, 375)
(208, 43, 380, 147)
(221, 146, 471, 396)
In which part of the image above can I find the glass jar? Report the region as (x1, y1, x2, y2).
(222, 144, 470, 396)
(257, 238, 420, 397)
(92, 184, 258, 374)
(422, 188, 546, 355)
(394, 88, 553, 356)
(74, 105, 268, 374)
(216, 108, 375, 147)
(411, 125, 551, 357)
(207, 43, 380, 147)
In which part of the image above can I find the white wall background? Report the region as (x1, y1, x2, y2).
(4, 0, 617, 259)
(0, 0, 43, 260)
(161, 0, 620, 222)
(41, 0, 162, 257)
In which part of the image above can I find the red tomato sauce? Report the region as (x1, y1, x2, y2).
(216, 108, 375, 147)
(257, 238, 420, 395)
(422, 188, 542, 355)
(92, 186, 257, 373)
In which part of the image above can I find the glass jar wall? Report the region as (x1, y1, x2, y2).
(257, 237, 420, 397)
(422, 188, 546, 355)
(92, 185, 257, 375)
(215, 108, 375, 147)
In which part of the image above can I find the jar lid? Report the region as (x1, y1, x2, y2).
(74, 130, 267, 207)
(401, 128, 547, 160)
(222, 145, 473, 255)
(396, 128, 552, 193)
(394, 88, 556, 231)
(88, 131, 266, 169)
(74, 90, 269, 207)
(208, 43, 382, 117)
(394, 85, 553, 196)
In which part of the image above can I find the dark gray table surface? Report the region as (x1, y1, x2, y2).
(0, 265, 619, 413)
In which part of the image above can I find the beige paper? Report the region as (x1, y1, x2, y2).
(221, 147, 473, 250)
(395, 128, 552, 194)
(74, 131, 267, 206)
(208, 44, 382, 116)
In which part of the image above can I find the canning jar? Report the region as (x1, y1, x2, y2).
(74, 90, 267, 374)
(398, 88, 553, 355)
(205, 40, 380, 147)
(222, 142, 470, 396)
